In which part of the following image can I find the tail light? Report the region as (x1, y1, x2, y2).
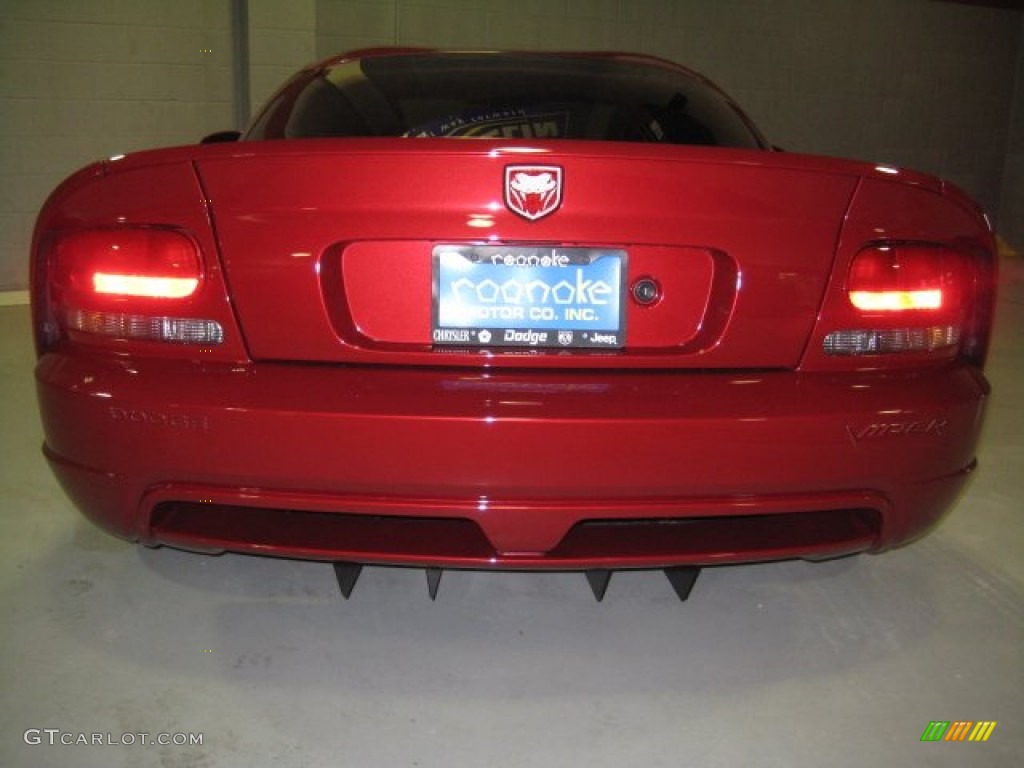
(40, 227, 246, 359)
(55, 229, 201, 300)
(805, 241, 995, 370)
(846, 245, 960, 313)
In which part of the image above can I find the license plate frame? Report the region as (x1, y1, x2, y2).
(432, 245, 627, 349)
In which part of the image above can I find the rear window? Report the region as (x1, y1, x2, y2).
(245, 52, 766, 149)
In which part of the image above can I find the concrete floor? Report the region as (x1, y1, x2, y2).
(1, 261, 1021, 768)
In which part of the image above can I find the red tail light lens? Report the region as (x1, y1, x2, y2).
(847, 245, 963, 313)
(54, 229, 201, 301)
(49, 228, 224, 347)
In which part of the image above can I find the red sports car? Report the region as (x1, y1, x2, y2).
(31, 50, 996, 600)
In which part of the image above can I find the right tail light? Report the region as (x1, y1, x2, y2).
(805, 240, 996, 370)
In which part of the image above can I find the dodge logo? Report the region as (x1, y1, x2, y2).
(505, 165, 563, 221)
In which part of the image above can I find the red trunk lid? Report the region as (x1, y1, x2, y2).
(197, 140, 859, 369)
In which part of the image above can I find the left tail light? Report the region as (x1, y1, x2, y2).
(39, 227, 247, 360)
(62, 229, 201, 300)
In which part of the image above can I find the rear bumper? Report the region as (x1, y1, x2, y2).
(37, 351, 988, 568)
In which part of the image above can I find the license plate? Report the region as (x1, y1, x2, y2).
(432, 245, 626, 349)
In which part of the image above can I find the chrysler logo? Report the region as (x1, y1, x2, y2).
(504, 165, 563, 221)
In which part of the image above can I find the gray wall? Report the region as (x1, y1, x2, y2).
(1, 0, 1021, 292)
(0, 0, 235, 292)
(999, 12, 1024, 249)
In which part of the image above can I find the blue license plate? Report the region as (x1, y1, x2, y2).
(432, 245, 626, 349)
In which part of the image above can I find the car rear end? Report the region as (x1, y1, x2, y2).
(32, 51, 996, 571)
